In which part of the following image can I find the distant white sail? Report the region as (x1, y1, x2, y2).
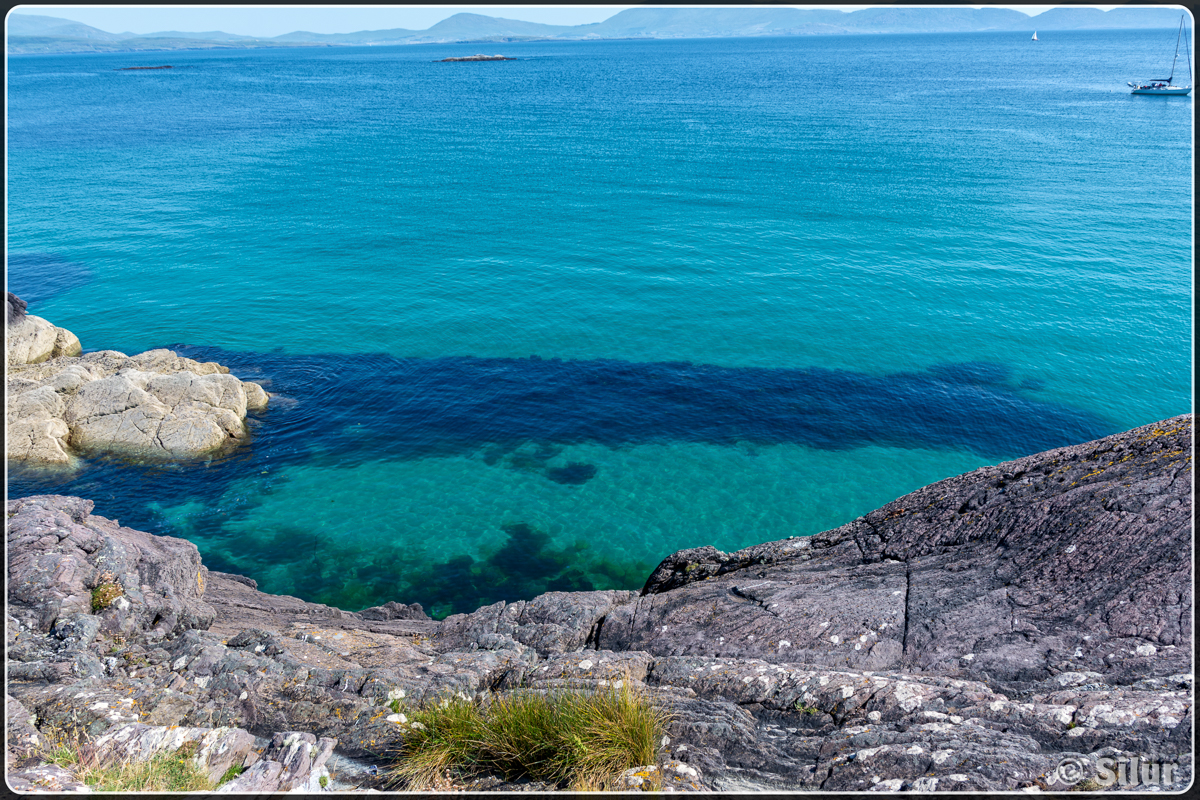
(1032, 31, 1037, 41)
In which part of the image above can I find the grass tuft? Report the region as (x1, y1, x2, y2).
(388, 679, 669, 790)
(39, 727, 215, 792)
(81, 750, 215, 792)
(91, 571, 124, 612)
(219, 762, 246, 785)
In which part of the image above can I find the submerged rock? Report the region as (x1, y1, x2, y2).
(5, 302, 268, 465)
(545, 461, 598, 485)
(4, 415, 1192, 791)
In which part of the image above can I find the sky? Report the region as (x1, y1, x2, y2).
(12, 5, 1130, 38)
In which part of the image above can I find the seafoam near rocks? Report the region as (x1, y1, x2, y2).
(6, 302, 268, 465)
(5, 416, 1192, 791)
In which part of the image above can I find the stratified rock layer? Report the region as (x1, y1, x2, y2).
(5, 415, 1192, 792)
(600, 414, 1192, 693)
(7, 310, 268, 464)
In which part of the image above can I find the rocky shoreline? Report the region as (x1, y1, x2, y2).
(6, 294, 268, 466)
(5, 413, 1192, 792)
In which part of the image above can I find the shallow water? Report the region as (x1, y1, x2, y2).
(6, 31, 1192, 617)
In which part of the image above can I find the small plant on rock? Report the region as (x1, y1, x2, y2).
(91, 571, 124, 612)
(794, 700, 821, 716)
(219, 763, 246, 785)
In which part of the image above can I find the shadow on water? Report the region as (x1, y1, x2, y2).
(172, 346, 1113, 463)
(7, 253, 93, 308)
(7, 347, 1115, 615)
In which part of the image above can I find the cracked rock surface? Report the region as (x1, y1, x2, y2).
(5, 415, 1192, 792)
(6, 307, 268, 465)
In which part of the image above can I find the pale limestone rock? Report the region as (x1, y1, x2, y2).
(7, 327, 267, 463)
(216, 731, 336, 793)
(244, 381, 269, 411)
(6, 314, 79, 365)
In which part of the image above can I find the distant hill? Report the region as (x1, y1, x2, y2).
(271, 27, 421, 44)
(136, 30, 260, 42)
(845, 7, 1030, 32)
(6, 7, 1192, 55)
(6, 14, 129, 41)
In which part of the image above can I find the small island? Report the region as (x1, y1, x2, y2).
(437, 54, 514, 62)
(116, 65, 174, 70)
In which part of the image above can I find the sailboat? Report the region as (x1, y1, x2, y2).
(1128, 14, 1192, 95)
(1032, 31, 1037, 41)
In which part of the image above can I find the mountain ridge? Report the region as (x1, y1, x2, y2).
(7, 7, 1190, 54)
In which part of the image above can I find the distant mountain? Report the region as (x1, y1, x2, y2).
(846, 7, 1029, 32)
(271, 27, 421, 44)
(137, 30, 260, 42)
(421, 13, 578, 40)
(6, 7, 1193, 55)
(584, 7, 849, 38)
(6, 14, 128, 41)
(1030, 6, 1183, 30)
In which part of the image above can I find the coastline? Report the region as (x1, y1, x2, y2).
(6, 414, 1192, 791)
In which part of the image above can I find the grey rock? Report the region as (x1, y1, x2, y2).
(434, 589, 638, 656)
(359, 600, 429, 621)
(6, 694, 42, 765)
(7, 291, 28, 324)
(6, 494, 215, 637)
(600, 415, 1192, 695)
(5, 415, 1192, 792)
(5, 763, 90, 793)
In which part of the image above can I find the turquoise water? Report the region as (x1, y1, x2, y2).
(7, 31, 1192, 617)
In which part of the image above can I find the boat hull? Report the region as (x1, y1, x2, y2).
(1130, 86, 1191, 95)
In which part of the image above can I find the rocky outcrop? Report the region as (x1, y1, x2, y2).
(600, 414, 1193, 694)
(6, 302, 268, 465)
(6, 312, 81, 366)
(5, 416, 1192, 792)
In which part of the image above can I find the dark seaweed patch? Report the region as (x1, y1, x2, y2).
(545, 462, 598, 485)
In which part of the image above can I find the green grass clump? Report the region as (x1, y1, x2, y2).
(91, 571, 124, 612)
(83, 750, 215, 792)
(219, 763, 246, 785)
(40, 730, 215, 792)
(389, 681, 669, 790)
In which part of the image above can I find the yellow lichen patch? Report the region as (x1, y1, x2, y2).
(197, 571, 206, 595)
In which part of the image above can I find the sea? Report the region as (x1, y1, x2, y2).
(6, 30, 1192, 619)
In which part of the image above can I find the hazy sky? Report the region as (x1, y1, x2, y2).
(13, 5, 1127, 38)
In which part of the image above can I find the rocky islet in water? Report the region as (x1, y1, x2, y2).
(6, 294, 269, 466)
(437, 53, 515, 62)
